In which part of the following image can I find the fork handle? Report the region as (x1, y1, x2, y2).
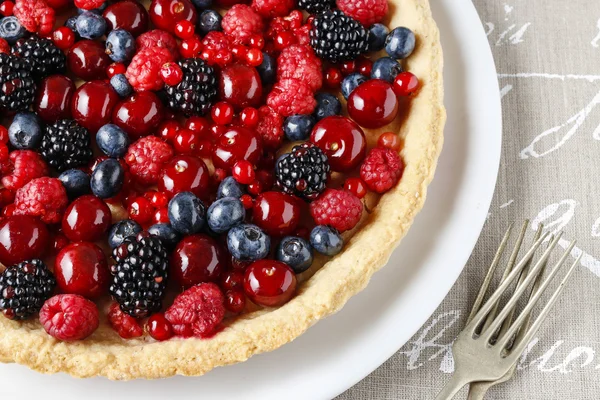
(434, 374, 471, 400)
(467, 381, 494, 400)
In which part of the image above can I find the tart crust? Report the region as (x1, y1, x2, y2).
(0, 0, 446, 380)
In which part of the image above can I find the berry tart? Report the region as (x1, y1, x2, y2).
(0, 0, 445, 379)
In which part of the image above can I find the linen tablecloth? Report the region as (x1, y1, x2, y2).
(339, 0, 600, 398)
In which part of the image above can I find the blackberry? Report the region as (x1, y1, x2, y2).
(275, 143, 330, 200)
(297, 0, 334, 14)
(39, 119, 93, 172)
(11, 36, 66, 81)
(309, 10, 369, 63)
(0, 259, 56, 320)
(110, 232, 170, 318)
(0, 53, 36, 112)
(164, 58, 217, 117)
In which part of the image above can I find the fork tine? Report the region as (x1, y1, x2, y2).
(480, 221, 529, 333)
(467, 231, 552, 332)
(466, 223, 515, 324)
(480, 234, 565, 341)
(507, 253, 581, 356)
(496, 241, 577, 349)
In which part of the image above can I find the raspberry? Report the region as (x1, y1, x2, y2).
(222, 4, 264, 45)
(277, 45, 322, 92)
(201, 31, 233, 68)
(39, 294, 99, 342)
(125, 136, 174, 185)
(1, 150, 49, 191)
(73, 0, 104, 10)
(256, 106, 284, 150)
(126, 47, 174, 92)
(310, 189, 363, 232)
(14, 0, 55, 35)
(0, 39, 9, 55)
(267, 79, 316, 117)
(136, 30, 180, 60)
(165, 283, 225, 338)
(14, 177, 67, 224)
(252, 0, 294, 18)
(360, 147, 405, 194)
(107, 302, 143, 339)
(294, 24, 311, 46)
(336, 0, 388, 27)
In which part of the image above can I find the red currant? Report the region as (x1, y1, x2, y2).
(174, 20, 195, 39)
(232, 160, 255, 185)
(325, 66, 342, 88)
(377, 132, 402, 151)
(240, 107, 259, 127)
(247, 180, 263, 196)
(0, 1, 14, 16)
(274, 30, 296, 51)
(179, 36, 202, 58)
(158, 119, 181, 142)
(220, 270, 244, 292)
(173, 128, 200, 154)
(211, 101, 234, 125)
(147, 313, 173, 341)
(344, 178, 368, 199)
(160, 62, 184, 86)
(146, 191, 169, 208)
(185, 116, 210, 136)
(213, 168, 227, 183)
(231, 44, 248, 60)
(357, 57, 373, 76)
(153, 208, 170, 224)
(341, 60, 357, 75)
(393, 72, 420, 97)
(244, 260, 297, 307)
(245, 48, 263, 67)
(248, 34, 265, 49)
(0, 126, 7, 144)
(52, 27, 75, 50)
(225, 290, 246, 313)
(107, 62, 126, 78)
(128, 197, 154, 224)
(240, 194, 253, 209)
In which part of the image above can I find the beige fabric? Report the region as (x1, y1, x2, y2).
(339, 0, 600, 398)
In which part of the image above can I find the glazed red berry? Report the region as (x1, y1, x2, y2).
(52, 231, 69, 254)
(0, 215, 49, 266)
(159, 155, 210, 198)
(174, 20, 195, 39)
(62, 195, 111, 242)
(211, 126, 263, 170)
(149, 0, 197, 32)
(221, 270, 245, 292)
(171, 234, 226, 288)
(245, 48, 263, 67)
(153, 208, 170, 224)
(325, 66, 343, 88)
(165, 283, 225, 338)
(67, 40, 111, 81)
(178, 35, 202, 58)
(52, 27, 75, 50)
(72, 80, 119, 133)
(244, 260, 297, 307)
(158, 119, 180, 142)
(248, 34, 264, 49)
(219, 63, 263, 110)
(274, 30, 296, 51)
(113, 91, 165, 139)
(211, 101, 235, 125)
(0, 126, 7, 144)
(252, 191, 301, 236)
(344, 177, 368, 199)
(104, 0, 150, 37)
(360, 147, 405, 194)
(231, 44, 248, 60)
(240, 107, 259, 127)
(247, 180, 263, 196)
(393, 71, 420, 97)
(310, 116, 367, 172)
(341, 60, 357, 75)
(240, 194, 253, 209)
(108, 302, 143, 339)
(0, 1, 13, 16)
(357, 57, 373, 76)
(225, 290, 246, 313)
(185, 116, 211, 136)
(147, 313, 174, 341)
(310, 189, 363, 232)
(146, 191, 169, 208)
(232, 160, 255, 185)
(55, 242, 109, 299)
(107, 62, 126, 78)
(173, 128, 201, 154)
(34, 75, 75, 123)
(160, 62, 184, 86)
(377, 132, 402, 151)
(40, 295, 99, 342)
(213, 168, 227, 183)
(347, 80, 399, 129)
(128, 197, 154, 224)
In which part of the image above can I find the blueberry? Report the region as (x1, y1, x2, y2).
(191, 0, 213, 8)
(198, 9, 222, 35)
(310, 226, 343, 256)
(256, 52, 276, 85)
(76, 11, 107, 40)
(9, 112, 42, 150)
(368, 23, 389, 52)
(0, 17, 26, 45)
(217, 176, 244, 199)
(276, 236, 314, 274)
(227, 224, 270, 262)
(341, 73, 367, 100)
(90, 158, 124, 199)
(148, 223, 181, 250)
(108, 219, 142, 249)
(168, 192, 206, 235)
(96, 124, 129, 158)
(385, 27, 416, 59)
(110, 74, 133, 98)
(207, 197, 245, 234)
(58, 169, 91, 199)
(105, 29, 136, 63)
(371, 57, 403, 83)
(77, 2, 107, 15)
(313, 93, 342, 121)
(284, 115, 315, 142)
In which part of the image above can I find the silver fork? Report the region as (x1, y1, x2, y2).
(434, 222, 581, 400)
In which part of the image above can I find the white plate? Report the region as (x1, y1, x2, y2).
(0, 0, 501, 398)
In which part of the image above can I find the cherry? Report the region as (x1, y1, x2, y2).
(72, 80, 119, 133)
(244, 260, 297, 307)
(219, 63, 263, 110)
(112, 91, 165, 138)
(55, 242, 109, 299)
(161, 62, 183, 86)
(310, 116, 367, 172)
(347, 80, 399, 129)
(325, 66, 343, 88)
(393, 71, 420, 97)
(67, 40, 111, 81)
(128, 197, 154, 224)
(0, 215, 49, 266)
(173, 128, 200, 154)
(211, 126, 262, 170)
(158, 155, 210, 198)
(344, 177, 368, 199)
(171, 234, 226, 288)
(252, 191, 301, 236)
(147, 313, 173, 341)
(232, 160, 255, 184)
(52, 27, 75, 51)
(225, 290, 246, 313)
(34, 75, 75, 123)
(377, 132, 402, 151)
(211, 101, 234, 125)
(103, 0, 149, 37)
(149, 0, 197, 32)
(174, 20, 195, 39)
(240, 107, 259, 127)
(62, 195, 111, 242)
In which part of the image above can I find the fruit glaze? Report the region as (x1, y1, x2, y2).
(0, 0, 422, 347)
